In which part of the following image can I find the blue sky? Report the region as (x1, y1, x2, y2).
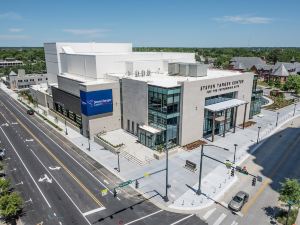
(1, 0, 299, 47)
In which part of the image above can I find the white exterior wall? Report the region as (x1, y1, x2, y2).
(179, 73, 254, 146)
(121, 78, 148, 134)
(57, 75, 82, 97)
(80, 82, 121, 137)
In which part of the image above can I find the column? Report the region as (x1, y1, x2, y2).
(233, 106, 238, 133)
(243, 103, 248, 129)
(223, 109, 228, 137)
(212, 111, 216, 142)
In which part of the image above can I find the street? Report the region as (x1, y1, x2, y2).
(0, 88, 206, 225)
(200, 115, 300, 225)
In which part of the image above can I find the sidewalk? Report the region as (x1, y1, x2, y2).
(1, 83, 299, 213)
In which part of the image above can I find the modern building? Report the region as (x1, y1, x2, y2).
(44, 42, 259, 150)
(0, 58, 23, 68)
(4, 69, 48, 90)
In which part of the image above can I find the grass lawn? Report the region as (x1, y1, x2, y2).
(264, 96, 294, 110)
(276, 208, 298, 225)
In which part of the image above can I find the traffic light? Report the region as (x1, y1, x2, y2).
(231, 168, 235, 177)
(113, 188, 117, 198)
(135, 180, 139, 189)
(252, 177, 256, 186)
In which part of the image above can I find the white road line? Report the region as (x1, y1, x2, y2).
(0, 112, 9, 123)
(203, 208, 216, 220)
(230, 221, 238, 225)
(0, 127, 51, 208)
(212, 213, 227, 225)
(170, 214, 194, 225)
(82, 207, 105, 216)
(30, 149, 93, 225)
(103, 179, 109, 184)
(124, 209, 163, 225)
(5, 99, 112, 194)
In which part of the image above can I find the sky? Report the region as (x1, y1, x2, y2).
(0, 0, 300, 47)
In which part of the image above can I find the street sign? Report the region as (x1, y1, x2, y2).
(101, 188, 108, 196)
(118, 180, 133, 188)
(144, 172, 150, 178)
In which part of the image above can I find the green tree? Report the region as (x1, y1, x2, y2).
(0, 179, 11, 196)
(274, 79, 282, 89)
(0, 192, 23, 220)
(283, 76, 300, 94)
(279, 178, 300, 207)
(268, 79, 274, 87)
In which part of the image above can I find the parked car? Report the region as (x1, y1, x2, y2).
(0, 148, 5, 160)
(27, 109, 34, 115)
(228, 191, 249, 211)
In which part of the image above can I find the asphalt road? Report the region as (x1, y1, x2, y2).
(199, 115, 300, 225)
(0, 88, 207, 225)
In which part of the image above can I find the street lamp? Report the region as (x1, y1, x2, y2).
(114, 151, 120, 172)
(197, 144, 229, 195)
(164, 138, 170, 202)
(65, 119, 68, 135)
(293, 103, 297, 117)
(276, 112, 280, 127)
(86, 130, 90, 151)
(257, 126, 261, 144)
(233, 144, 238, 164)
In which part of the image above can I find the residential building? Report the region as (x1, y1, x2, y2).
(229, 57, 266, 71)
(0, 58, 23, 68)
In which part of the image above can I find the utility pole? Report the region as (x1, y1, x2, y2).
(257, 126, 261, 144)
(116, 151, 120, 172)
(233, 144, 238, 164)
(276, 112, 280, 127)
(197, 144, 204, 195)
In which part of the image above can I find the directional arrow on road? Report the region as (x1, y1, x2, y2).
(11, 122, 18, 125)
(48, 166, 61, 171)
(25, 139, 34, 142)
(1, 123, 9, 127)
(38, 174, 52, 183)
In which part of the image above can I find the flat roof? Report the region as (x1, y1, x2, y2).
(139, 125, 162, 134)
(109, 69, 246, 88)
(204, 99, 247, 112)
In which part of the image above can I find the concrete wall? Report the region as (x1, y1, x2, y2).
(80, 81, 121, 137)
(121, 78, 148, 134)
(179, 72, 254, 146)
(29, 88, 51, 107)
(57, 75, 82, 97)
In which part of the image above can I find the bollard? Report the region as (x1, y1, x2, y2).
(213, 187, 216, 193)
(191, 200, 194, 206)
(200, 198, 203, 203)
(219, 183, 222, 188)
(182, 200, 184, 206)
(224, 178, 227, 183)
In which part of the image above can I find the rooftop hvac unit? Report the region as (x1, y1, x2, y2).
(146, 70, 151, 76)
(135, 70, 139, 77)
(141, 70, 145, 77)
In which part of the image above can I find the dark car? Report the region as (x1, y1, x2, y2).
(27, 109, 34, 115)
(228, 191, 249, 211)
(0, 148, 5, 160)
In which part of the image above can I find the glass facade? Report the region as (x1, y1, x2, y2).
(249, 75, 263, 119)
(139, 85, 181, 150)
(54, 102, 82, 127)
(203, 92, 236, 137)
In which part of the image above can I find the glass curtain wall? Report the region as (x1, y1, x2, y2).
(249, 75, 263, 118)
(148, 85, 181, 150)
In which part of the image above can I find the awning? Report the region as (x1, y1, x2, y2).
(205, 99, 247, 112)
(139, 125, 162, 134)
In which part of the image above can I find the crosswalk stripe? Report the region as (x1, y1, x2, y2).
(212, 213, 227, 225)
(203, 208, 216, 220)
(230, 221, 238, 225)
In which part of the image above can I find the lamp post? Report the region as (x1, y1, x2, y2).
(86, 130, 90, 151)
(164, 137, 170, 202)
(293, 103, 297, 117)
(197, 144, 229, 195)
(114, 151, 120, 172)
(257, 126, 261, 144)
(276, 112, 280, 127)
(65, 119, 68, 135)
(233, 144, 238, 164)
(285, 201, 293, 225)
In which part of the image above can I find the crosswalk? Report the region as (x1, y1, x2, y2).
(201, 207, 240, 225)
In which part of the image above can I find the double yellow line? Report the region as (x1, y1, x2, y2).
(2, 101, 104, 208)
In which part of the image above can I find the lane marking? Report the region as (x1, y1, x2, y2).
(1, 100, 104, 208)
(242, 134, 300, 215)
(30, 149, 93, 225)
(212, 213, 227, 225)
(203, 208, 216, 220)
(82, 207, 106, 216)
(38, 174, 52, 183)
(49, 166, 61, 171)
(170, 214, 194, 225)
(230, 221, 238, 225)
(124, 209, 163, 225)
(103, 179, 109, 184)
(4, 99, 113, 195)
(0, 126, 51, 208)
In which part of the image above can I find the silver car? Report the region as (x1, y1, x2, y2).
(0, 148, 5, 160)
(228, 191, 249, 211)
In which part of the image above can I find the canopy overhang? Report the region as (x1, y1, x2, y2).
(204, 99, 247, 112)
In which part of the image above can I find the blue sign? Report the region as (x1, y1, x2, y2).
(80, 89, 113, 116)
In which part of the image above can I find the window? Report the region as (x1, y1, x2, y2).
(127, 120, 130, 131)
(30, 79, 34, 82)
(18, 80, 23, 82)
(38, 78, 42, 81)
(24, 79, 28, 82)
(136, 123, 139, 135)
(46, 78, 48, 80)
(132, 121, 135, 134)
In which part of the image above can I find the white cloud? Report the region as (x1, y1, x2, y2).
(62, 28, 109, 37)
(0, 12, 22, 20)
(9, 28, 24, 33)
(214, 15, 272, 24)
(0, 34, 29, 40)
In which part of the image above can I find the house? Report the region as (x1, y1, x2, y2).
(229, 57, 266, 71)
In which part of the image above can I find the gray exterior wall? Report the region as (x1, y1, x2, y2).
(29, 88, 53, 108)
(179, 72, 254, 146)
(80, 81, 121, 137)
(7, 74, 48, 90)
(121, 78, 148, 135)
(57, 75, 82, 97)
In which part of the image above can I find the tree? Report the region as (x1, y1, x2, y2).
(279, 178, 300, 207)
(283, 76, 300, 94)
(0, 192, 23, 220)
(0, 179, 11, 196)
(274, 79, 282, 89)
